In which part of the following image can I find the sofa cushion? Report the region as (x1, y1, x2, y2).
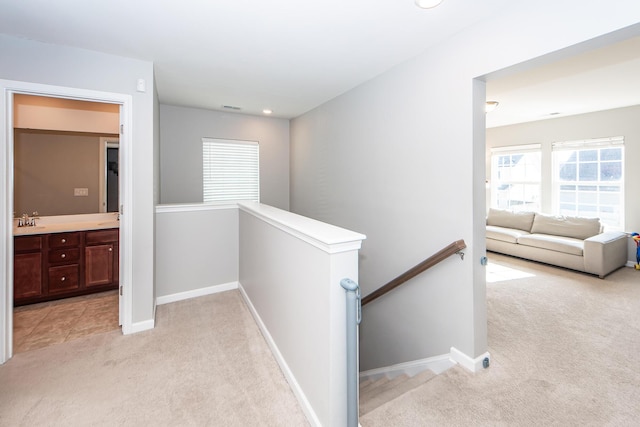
(530, 213, 601, 240)
(517, 234, 584, 256)
(486, 209, 535, 232)
(486, 225, 531, 244)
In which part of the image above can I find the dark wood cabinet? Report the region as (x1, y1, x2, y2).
(14, 236, 43, 300)
(85, 229, 119, 288)
(13, 228, 119, 306)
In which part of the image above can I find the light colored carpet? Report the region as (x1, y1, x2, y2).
(0, 290, 308, 426)
(361, 254, 640, 426)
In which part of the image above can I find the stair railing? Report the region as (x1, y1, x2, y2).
(362, 239, 466, 306)
(340, 278, 361, 427)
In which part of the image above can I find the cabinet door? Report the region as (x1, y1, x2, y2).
(85, 244, 114, 287)
(14, 252, 43, 300)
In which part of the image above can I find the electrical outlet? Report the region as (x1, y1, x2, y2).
(74, 188, 89, 196)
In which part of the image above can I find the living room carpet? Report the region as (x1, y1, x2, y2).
(361, 254, 640, 426)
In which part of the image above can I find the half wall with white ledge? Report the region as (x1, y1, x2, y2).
(238, 201, 366, 427)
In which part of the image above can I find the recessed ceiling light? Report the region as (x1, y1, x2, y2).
(415, 0, 444, 9)
(485, 101, 499, 113)
(263, 109, 272, 115)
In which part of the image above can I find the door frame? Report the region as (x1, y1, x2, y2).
(1, 80, 133, 363)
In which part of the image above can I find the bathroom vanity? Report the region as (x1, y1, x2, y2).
(13, 214, 119, 306)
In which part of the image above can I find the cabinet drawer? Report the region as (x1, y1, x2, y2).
(48, 265, 80, 293)
(49, 232, 80, 249)
(15, 235, 43, 252)
(48, 248, 80, 264)
(86, 229, 119, 245)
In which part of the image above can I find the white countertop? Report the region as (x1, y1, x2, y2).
(13, 213, 119, 236)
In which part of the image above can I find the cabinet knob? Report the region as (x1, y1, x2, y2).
(61, 253, 66, 258)
(109, 248, 113, 252)
(61, 276, 66, 282)
(61, 238, 66, 244)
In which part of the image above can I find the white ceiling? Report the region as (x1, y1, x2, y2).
(0, 0, 518, 118)
(486, 35, 640, 128)
(1, 1, 638, 123)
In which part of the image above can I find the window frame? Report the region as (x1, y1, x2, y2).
(490, 144, 542, 213)
(551, 136, 624, 230)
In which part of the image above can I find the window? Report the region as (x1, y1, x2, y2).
(202, 138, 259, 203)
(552, 137, 624, 229)
(490, 144, 541, 212)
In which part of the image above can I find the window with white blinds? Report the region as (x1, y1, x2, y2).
(202, 138, 259, 203)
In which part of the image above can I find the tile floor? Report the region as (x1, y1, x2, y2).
(13, 290, 119, 354)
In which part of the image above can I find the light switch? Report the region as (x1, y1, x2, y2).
(136, 78, 146, 92)
(74, 188, 89, 196)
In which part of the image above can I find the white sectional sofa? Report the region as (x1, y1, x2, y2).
(486, 209, 628, 278)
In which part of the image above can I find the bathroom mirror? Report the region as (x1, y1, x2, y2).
(12, 94, 120, 217)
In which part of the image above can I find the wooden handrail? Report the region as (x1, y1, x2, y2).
(361, 239, 466, 306)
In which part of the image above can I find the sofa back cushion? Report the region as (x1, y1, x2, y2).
(486, 209, 535, 232)
(530, 213, 601, 240)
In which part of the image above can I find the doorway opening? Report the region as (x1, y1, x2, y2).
(99, 137, 120, 214)
(12, 95, 121, 354)
(1, 80, 133, 364)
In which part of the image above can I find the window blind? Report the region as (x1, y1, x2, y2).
(202, 138, 259, 203)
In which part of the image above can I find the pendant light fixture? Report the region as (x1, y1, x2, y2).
(415, 0, 444, 9)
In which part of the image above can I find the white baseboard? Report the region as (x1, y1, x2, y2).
(359, 353, 455, 382)
(450, 347, 490, 373)
(238, 282, 321, 427)
(125, 318, 155, 334)
(156, 281, 238, 305)
(626, 261, 637, 268)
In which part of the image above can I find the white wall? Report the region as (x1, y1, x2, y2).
(0, 34, 156, 326)
(290, 2, 640, 370)
(487, 105, 640, 263)
(159, 104, 290, 210)
(155, 205, 238, 299)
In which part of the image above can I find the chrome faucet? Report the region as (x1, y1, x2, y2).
(17, 212, 37, 227)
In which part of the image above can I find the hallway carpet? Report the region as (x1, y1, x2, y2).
(0, 290, 308, 426)
(360, 254, 640, 426)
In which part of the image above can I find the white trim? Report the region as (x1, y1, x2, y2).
(238, 202, 366, 254)
(0, 80, 134, 361)
(128, 318, 155, 334)
(156, 281, 238, 305)
(359, 353, 455, 382)
(238, 282, 321, 427)
(155, 203, 237, 214)
(450, 347, 490, 373)
(626, 261, 637, 268)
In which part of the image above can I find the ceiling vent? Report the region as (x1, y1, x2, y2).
(222, 105, 241, 110)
